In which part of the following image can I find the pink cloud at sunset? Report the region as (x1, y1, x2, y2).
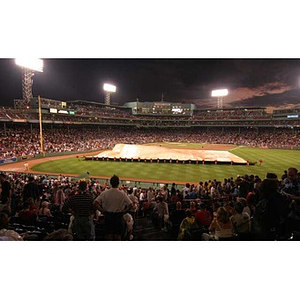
(188, 80, 296, 109)
(225, 82, 293, 103)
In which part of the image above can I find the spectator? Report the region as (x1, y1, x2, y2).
(18, 201, 38, 225)
(123, 213, 134, 240)
(238, 175, 251, 198)
(93, 175, 132, 241)
(0, 173, 11, 211)
(238, 197, 251, 216)
(153, 195, 169, 232)
(169, 201, 186, 238)
(195, 202, 212, 229)
(0, 212, 23, 241)
(177, 209, 196, 240)
(188, 188, 198, 200)
(230, 201, 251, 238)
(253, 173, 291, 240)
(62, 181, 96, 241)
(202, 207, 234, 240)
(281, 167, 300, 204)
(210, 182, 220, 199)
(190, 201, 198, 215)
(246, 188, 260, 217)
(160, 185, 169, 202)
(39, 201, 53, 217)
(127, 188, 139, 220)
(23, 176, 39, 202)
(170, 183, 177, 197)
(182, 183, 190, 195)
(54, 185, 66, 211)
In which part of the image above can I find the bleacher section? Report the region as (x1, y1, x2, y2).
(1, 98, 300, 128)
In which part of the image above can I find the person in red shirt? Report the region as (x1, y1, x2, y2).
(18, 200, 38, 225)
(195, 202, 212, 229)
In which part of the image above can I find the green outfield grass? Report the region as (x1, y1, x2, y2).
(31, 143, 300, 184)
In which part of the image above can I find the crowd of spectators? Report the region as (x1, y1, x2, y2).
(192, 108, 268, 120)
(1, 104, 300, 131)
(0, 166, 299, 241)
(1, 126, 300, 159)
(68, 103, 131, 118)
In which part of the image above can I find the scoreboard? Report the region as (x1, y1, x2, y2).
(135, 102, 193, 115)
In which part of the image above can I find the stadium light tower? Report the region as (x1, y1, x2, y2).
(103, 83, 116, 105)
(211, 89, 228, 109)
(15, 59, 44, 155)
(15, 58, 44, 103)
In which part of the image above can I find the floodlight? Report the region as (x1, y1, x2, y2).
(15, 58, 44, 102)
(211, 89, 228, 110)
(15, 58, 44, 72)
(103, 83, 116, 93)
(103, 83, 117, 105)
(211, 89, 228, 97)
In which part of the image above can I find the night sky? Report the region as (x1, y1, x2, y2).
(1, 58, 300, 110)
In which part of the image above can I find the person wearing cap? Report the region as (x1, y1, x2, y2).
(62, 181, 96, 241)
(39, 201, 52, 217)
(93, 175, 133, 241)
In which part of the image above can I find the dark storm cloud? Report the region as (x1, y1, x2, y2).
(1, 59, 300, 108)
(229, 88, 300, 108)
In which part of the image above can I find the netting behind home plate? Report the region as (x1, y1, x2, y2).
(94, 144, 247, 164)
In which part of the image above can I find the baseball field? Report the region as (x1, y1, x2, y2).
(23, 142, 300, 185)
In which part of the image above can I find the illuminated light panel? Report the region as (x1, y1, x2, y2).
(15, 58, 44, 72)
(103, 83, 116, 92)
(211, 89, 228, 97)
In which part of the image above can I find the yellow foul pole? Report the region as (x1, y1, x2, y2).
(38, 95, 44, 156)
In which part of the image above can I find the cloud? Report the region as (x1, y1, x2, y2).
(186, 81, 295, 109)
(228, 87, 299, 108)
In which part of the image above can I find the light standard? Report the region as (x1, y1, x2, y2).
(103, 83, 116, 105)
(211, 89, 228, 110)
(15, 58, 44, 102)
(15, 58, 44, 155)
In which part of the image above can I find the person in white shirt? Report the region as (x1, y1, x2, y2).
(94, 175, 132, 240)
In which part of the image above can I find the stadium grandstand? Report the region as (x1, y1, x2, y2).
(2, 96, 300, 128)
(0, 97, 300, 160)
(1, 97, 300, 241)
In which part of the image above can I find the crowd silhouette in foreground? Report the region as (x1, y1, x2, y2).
(0, 166, 300, 241)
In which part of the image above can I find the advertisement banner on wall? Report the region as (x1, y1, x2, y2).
(0, 157, 17, 165)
